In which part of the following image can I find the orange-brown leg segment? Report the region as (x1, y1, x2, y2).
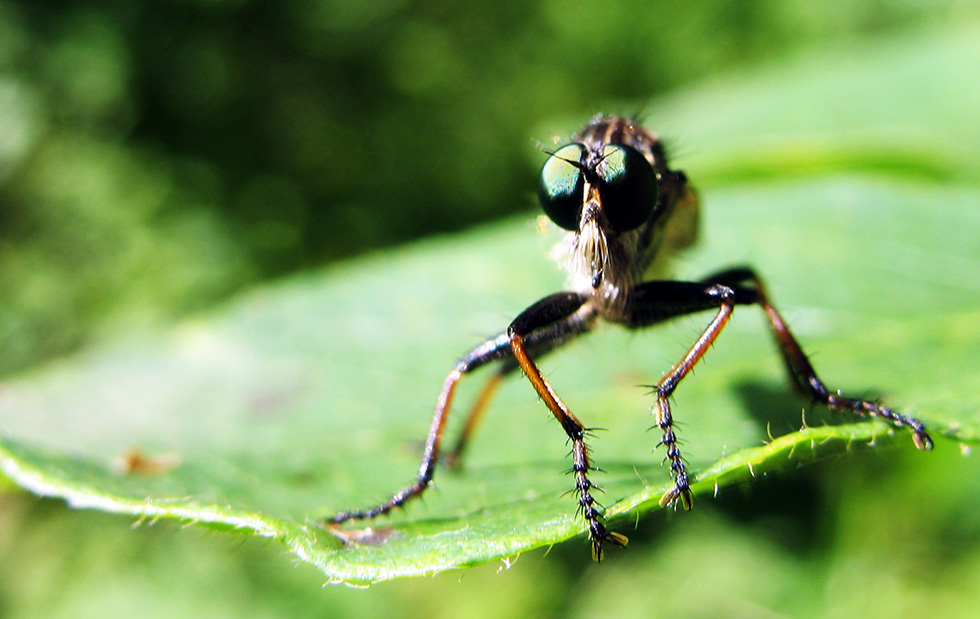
(445, 303, 604, 469)
(445, 372, 503, 470)
(508, 293, 627, 561)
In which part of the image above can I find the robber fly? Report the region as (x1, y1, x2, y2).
(326, 115, 933, 560)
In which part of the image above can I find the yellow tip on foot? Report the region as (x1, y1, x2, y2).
(591, 530, 629, 561)
(659, 486, 693, 510)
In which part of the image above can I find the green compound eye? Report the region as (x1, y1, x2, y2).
(538, 143, 586, 230)
(597, 144, 658, 233)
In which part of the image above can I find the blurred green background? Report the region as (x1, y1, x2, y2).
(5, 0, 978, 378)
(1, 0, 978, 616)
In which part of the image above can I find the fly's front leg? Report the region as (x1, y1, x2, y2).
(627, 281, 755, 509)
(653, 289, 734, 510)
(508, 293, 627, 561)
(447, 304, 599, 468)
(702, 267, 933, 450)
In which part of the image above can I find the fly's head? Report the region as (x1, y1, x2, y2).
(537, 116, 691, 308)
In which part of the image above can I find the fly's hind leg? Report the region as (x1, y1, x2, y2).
(324, 331, 514, 524)
(701, 267, 933, 450)
(444, 361, 510, 470)
(626, 269, 931, 514)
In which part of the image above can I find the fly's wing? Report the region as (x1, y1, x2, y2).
(640, 179, 699, 281)
(663, 183, 699, 252)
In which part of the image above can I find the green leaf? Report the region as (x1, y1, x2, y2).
(2, 24, 979, 585)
